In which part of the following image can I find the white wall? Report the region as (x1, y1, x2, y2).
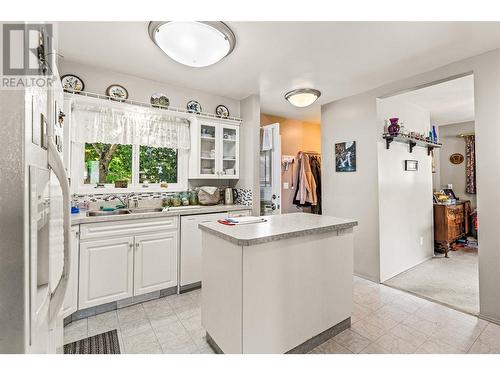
(321, 48, 500, 322)
(321, 93, 381, 282)
(436, 121, 476, 208)
(59, 60, 240, 118)
(377, 97, 434, 282)
(238, 95, 261, 215)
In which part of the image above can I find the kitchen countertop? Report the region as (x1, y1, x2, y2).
(71, 204, 251, 225)
(198, 212, 358, 246)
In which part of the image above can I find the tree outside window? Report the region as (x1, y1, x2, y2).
(84, 143, 178, 185)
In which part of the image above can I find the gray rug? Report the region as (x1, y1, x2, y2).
(384, 247, 479, 314)
(64, 329, 120, 354)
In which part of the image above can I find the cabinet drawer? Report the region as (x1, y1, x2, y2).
(80, 217, 178, 241)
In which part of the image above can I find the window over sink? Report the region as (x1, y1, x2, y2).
(70, 98, 190, 194)
(77, 142, 186, 193)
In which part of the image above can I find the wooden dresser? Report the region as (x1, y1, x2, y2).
(433, 201, 470, 257)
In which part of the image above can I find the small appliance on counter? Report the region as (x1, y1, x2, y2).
(224, 187, 238, 205)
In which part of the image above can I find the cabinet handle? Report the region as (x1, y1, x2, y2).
(129, 243, 133, 249)
(135, 243, 140, 249)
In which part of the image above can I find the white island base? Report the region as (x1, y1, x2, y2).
(199, 213, 357, 354)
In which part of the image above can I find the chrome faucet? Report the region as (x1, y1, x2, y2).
(104, 193, 137, 209)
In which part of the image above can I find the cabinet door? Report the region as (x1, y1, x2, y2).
(61, 226, 80, 317)
(134, 231, 178, 295)
(79, 236, 134, 309)
(220, 124, 239, 179)
(199, 123, 219, 178)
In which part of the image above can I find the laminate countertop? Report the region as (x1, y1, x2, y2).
(198, 212, 358, 246)
(71, 204, 251, 225)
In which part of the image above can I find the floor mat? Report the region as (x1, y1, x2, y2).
(384, 247, 478, 314)
(64, 329, 120, 354)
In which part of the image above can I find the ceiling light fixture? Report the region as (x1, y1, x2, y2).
(284, 88, 321, 108)
(148, 21, 236, 68)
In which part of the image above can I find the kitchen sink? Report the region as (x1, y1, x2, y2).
(86, 209, 131, 217)
(127, 207, 164, 213)
(86, 207, 164, 217)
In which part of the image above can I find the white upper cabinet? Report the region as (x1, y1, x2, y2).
(189, 119, 240, 179)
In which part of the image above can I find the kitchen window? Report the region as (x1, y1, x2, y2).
(70, 99, 190, 193)
(84, 143, 133, 185)
(139, 145, 178, 184)
(76, 142, 187, 192)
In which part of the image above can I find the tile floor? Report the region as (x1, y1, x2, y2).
(64, 277, 500, 354)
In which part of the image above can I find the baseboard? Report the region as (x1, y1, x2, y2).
(380, 255, 433, 283)
(180, 282, 201, 293)
(206, 317, 351, 354)
(353, 272, 380, 284)
(478, 313, 500, 325)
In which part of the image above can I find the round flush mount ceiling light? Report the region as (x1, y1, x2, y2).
(284, 88, 321, 108)
(148, 21, 236, 68)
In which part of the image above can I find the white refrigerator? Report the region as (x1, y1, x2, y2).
(0, 68, 71, 353)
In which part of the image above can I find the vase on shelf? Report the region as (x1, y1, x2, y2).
(388, 117, 400, 136)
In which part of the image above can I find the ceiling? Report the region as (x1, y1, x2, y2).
(392, 74, 474, 125)
(58, 22, 500, 123)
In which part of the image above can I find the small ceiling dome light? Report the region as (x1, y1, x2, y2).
(148, 21, 236, 68)
(284, 88, 321, 108)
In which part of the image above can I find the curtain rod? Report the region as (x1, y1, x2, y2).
(458, 132, 475, 137)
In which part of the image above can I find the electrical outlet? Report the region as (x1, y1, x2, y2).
(283, 182, 289, 189)
(420, 236, 424, 246)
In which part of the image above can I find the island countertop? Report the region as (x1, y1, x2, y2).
(198, 212, 358, 246)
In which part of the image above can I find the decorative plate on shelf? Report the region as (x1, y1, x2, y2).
(106, 84, 128, 100)
(187, 100, 202, 114)
(215, 105, 230, 119)
(61, 74, 85, 92)
(150, 93, 170, 108)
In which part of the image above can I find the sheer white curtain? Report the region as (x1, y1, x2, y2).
(71, 102, 190, 149)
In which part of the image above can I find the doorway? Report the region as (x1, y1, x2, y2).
(378, 74, 479, 315)
(260, 114, 322, 215)
(260, 123, 281, 215)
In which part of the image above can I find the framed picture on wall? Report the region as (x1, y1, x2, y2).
(335, 141, 356, 172)
(404, 160, 418, 171)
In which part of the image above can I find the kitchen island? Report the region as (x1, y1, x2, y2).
(199, 212, 358, 354)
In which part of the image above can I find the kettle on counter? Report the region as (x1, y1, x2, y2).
(224, 188, 238, 205)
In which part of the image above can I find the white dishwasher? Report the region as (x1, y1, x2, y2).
(180, 210, 251, 292)
(180, 212, 228, 291)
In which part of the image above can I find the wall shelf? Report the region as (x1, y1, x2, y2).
(64, 89, 243, 123)
(383, 133, 441, 155)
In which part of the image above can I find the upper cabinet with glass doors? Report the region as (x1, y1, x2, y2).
(189, 119, 240, 179)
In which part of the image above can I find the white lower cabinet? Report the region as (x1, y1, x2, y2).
(61, 226, 80, 318)
(79, 236, 134, 309)
(134, 231, 178, 295)
(77, 217, 179, 310)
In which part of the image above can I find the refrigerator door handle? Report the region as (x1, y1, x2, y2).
(47, 138, 71, 321)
